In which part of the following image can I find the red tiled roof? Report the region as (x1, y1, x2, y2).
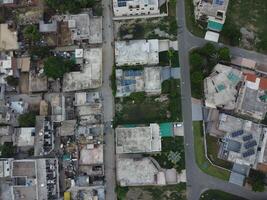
(245, 73, 257, 82)
(260, 78, 267, 90)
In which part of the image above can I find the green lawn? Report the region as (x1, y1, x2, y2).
(206, 135, 233, 170)
(193, 122, 230, 181)
(184, 0, 205, 37)
(199, 190, 249, 200)
(152, 137, 185, 172)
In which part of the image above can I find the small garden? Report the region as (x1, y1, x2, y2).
(159, 49, 179, 67)
(152, 136, 185, 172)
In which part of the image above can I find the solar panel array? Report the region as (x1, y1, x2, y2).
(243, 134, 253, 141)
(231, 130, 243, 137)
(242, 149, 255, 158)
(244, 140, 257, 149)
(118, 0, 130, 7)
(121, 79, 136, 86)
(124, 70, 142, 77)
(214, 0, 224, 6)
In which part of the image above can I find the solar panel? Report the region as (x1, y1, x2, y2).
(244, 140, 257, 149)
(243, 135, 253, 141)
(214, 0, 224, 5)
(231, 130, 243, 137)
(242, 149, 255, 158)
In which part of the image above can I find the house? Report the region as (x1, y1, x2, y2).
(0, 24, 19, 51)
(113, 0, 160, 17)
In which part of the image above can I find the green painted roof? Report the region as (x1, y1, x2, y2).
(160, 123, 173, 137)
(63, 154, 71, 161)
(208, 20, 223, 32)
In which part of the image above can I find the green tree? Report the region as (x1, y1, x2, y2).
(222, 21, 241, 46)
(30, 46, 50, 59)
(23, 25, 41, 43)
(189, 53, 205, 69)
(18, 112, 36, 127)
(249, 169, 265, 192)
(5, 76, 19, 87)
(200, 43, 217, 57)
(44, 56, 74, 79)
(218, 47, 231, 62)
(0, 142, 16, 157)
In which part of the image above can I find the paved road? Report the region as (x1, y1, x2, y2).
(177, 0, 267, 200)
(101, 0, 116, 200)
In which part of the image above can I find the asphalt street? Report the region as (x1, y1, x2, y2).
(177, 0, 267, 200)
(102, 0, 116, 200)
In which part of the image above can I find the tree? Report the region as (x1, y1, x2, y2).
(30, 46, 50, 59)
(44, 56, 74, 79)
(5, 76, 19, 87)
(0, 142, 16, 157)
(23, 25, 41, 43)
(189, 53, 205, 69)
(18, 112, 36, 127)
(249, 169, 266, 192)
(218, 47, 231, 62)
(200, 43, 217, 57)
(222, 21, 241, 46)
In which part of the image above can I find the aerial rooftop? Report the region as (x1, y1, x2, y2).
(115, 39, 159, 66)
(116, 123, 161, 154)
(204, 64, 243, 110)
(63, 48, 102, 91)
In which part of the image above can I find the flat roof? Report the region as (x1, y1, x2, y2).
(144, 67, 161, 94)
(16, 127, 35, 147)
(205, 30, 220, 42)
(116, 123, 161, 153)
(0, 24, 19, 51)
(115, 39, 159, 66)
(63, 48, 102, 91)
(116, 157, 159, 186)
(12, 160, 36, 177)
(79, 144, 103, 165)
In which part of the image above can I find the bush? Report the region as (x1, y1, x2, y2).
(18, 112, 36, 127)
(218, 47, 231, 62)
(190, 53, 205, 69)
(5, 76, 19, 87)
(0, 142, 16, 157)
(110, 66, 117, 96)
(44, 56, 75, 79)
(116, 186, 129, 200)
(221, 20, 241, 46)
(23, 25, 41, 43)
(248, 169, 266, 192)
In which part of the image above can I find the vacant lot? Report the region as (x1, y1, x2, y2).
(223, 0, 267, 52)
(193, 121, 230, 181)
(115, 79, 182, 124)
(117, 183, 186, 200)
(200, 190, 249, 200)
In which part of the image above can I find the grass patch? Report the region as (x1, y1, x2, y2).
(200, 189, 249, 200)
(126, 183, 187, 200)
(159, 50, 179, 67)
(222, 0, 267, 52)
(193, 121, 230, 181)
(116, 186, 129, 200)
(118, 17, 177, 40)
(115, 79, 182, 124)
(184, 0, 205, 37)
(151, 137, 185, 172)
(206, 135, 233, 170)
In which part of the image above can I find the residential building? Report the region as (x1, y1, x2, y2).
(193, 0, 229, 32)
(116, 123, 161, 154)
(113, 0, 160, 17)
(115, 39, 159, 66)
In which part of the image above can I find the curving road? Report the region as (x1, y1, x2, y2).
(177, 0, 267, 200)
